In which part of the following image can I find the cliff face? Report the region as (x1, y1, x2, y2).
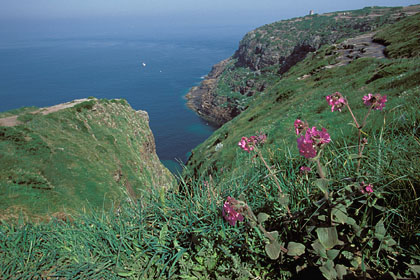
(0, 98, 174, 220)
(185, 10, 420, 179)
(185, 5, 420, 126)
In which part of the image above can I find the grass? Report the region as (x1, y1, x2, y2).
(0, 8, 420, 280)
(0, 99, 173, 220)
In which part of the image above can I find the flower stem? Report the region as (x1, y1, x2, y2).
(316, 158, 329, 201)
(345, 102, 360, 129)
(257, 149, 292, 217)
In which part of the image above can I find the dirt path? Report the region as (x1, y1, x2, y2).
(0, 98, 90, 127)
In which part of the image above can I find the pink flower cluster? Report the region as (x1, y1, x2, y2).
(238, 133, 267, 153)
(326, 92, 346, 112)
(360, 182, 374, 194)
(299, 166, 311, 173)
(222, 196, 244, 226)
(362, 93, 387, 111)
(295, 120, 331, 159)
(294, 119, 308, 135)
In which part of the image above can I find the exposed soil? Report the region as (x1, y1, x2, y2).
(0, 98, 89, 127)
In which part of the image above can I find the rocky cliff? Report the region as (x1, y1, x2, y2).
(0, 98, 174, 220)
(185, 5, 420, 126)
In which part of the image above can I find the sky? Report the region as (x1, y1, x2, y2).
(0, 0, 419, 39)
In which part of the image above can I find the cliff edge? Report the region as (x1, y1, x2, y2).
(0, 98, 174, 221)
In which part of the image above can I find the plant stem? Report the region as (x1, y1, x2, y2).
(345, 102, 360, 129)
(356, 106, 372, 173)
(257, 150, 292, 217)
(315, 158, 329, 201)
(245, 205, 288, 253)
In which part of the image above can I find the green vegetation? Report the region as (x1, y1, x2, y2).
(0, 99, 173, 220)
(1, 8, 420, 279)
(208, 5, 418, 118)
(374, 12, 420, 58)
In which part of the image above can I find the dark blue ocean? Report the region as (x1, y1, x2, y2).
(0, 24, 251, 173)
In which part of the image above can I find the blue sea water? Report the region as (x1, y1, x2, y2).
(0, 26, 248, 173)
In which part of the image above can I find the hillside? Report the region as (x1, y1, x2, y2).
(1, 8, 420, 280)
(186, 5, 420, 126)
(0, 98, 174, 220)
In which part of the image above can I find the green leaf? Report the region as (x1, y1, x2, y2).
(336, 264, 347, 280)
(408, 264, 420, 275)
(265, 240, 281, 260)
(375, 219, 386, 241)
(159, 224, 169, 246)
(257, 212, 270, 224)
(342, 251, 353, 260)
(348, 154, 363, 160)
(311, 240, 327, 258)
(279, 194, 289, 207)
(327, 249, 340, 260)
(115, 267, 135, 277)
(266, 230, 279, 241)
(316, 227, 340, 250)
(320, 260, 338, 280)
(332, 205, 348, 224)
(287, 242, 305, 257)
(314, 178, 330, 194)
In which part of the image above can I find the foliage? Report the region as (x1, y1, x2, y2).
(0, 99, 173, 220)
(1, 7, 420, 280)
(373, 12, 420, 58)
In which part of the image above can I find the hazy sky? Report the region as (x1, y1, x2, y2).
(1, 1, 419, 40)
(1, 0, 419, 21)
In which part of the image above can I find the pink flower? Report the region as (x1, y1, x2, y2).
(300, 166, 311, 173)
(238, 134, 267, 153)
(294, 119, 308, 135)
(360, 182, 374, 194)
(296, 126, 330, 159)
(297, 134, 317, 158)
(222, 197, 244, 226)
(362, 93, 387, 111)
(238, 137, 254, 153)
(308, 127, 331, 145)
(326, 92, 346, 112)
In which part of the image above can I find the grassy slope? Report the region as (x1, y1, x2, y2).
(0, 12, 419, 280)
(214, 6, 411, 109)
(0, 99, 173, 220)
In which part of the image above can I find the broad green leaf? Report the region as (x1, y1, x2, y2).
(257, 212, 270, 224)
(332, 205, 348, 224)
(279, 194, 289, 207)
(375, 219, 386, 241)
(351, 256, 362, 269)
(408, 264, 420, 275)
(320, 260, 338, 280)
(314, 178, 330, 194)
(336, 264, 347, 280)
(266, 230, 279, 241)
(318, 215, 326, 221)
(384, 237, 397, 247)
(311, 240, 327, 258)
(316, 227, 340, 250)
(327, 249, 340, 260)
(287, 242, 305, 257)
(265, 240, 281, 260)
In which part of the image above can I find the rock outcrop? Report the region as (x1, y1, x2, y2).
(185, 5, 420, 126)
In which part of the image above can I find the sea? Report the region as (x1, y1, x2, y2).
(0, 22, 253, 173)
